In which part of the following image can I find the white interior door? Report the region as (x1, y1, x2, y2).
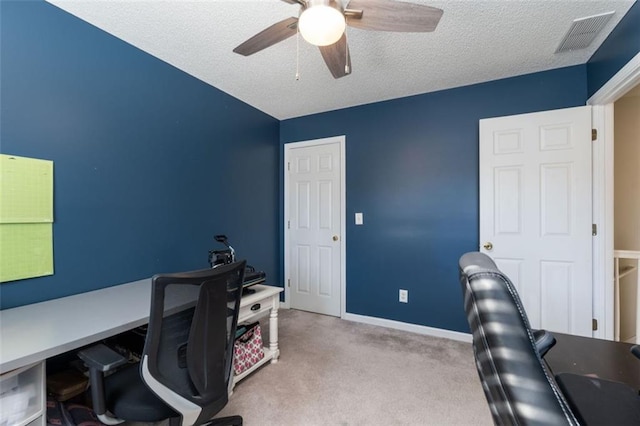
(479, 106, 593, 336)
(285, 137, 344, 317)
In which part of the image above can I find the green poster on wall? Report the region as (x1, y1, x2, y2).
(0, 154, 54, 282)
(0, 223, 53, 282)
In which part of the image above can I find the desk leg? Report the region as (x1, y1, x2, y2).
(269, 297, 279, 363)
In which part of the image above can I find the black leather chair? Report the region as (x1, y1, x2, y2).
(79, 261, 246, 426)
(459, 252, 640, 426)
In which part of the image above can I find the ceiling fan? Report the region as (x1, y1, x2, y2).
(233, 0, 443, 79)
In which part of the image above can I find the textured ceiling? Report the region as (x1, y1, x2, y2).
(46, 0, 635, 120)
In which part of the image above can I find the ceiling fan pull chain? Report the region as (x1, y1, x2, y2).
(295, 25, 300, 81)
(344, 18, 350, 75)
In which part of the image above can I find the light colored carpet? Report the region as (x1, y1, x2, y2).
(217, 309, 492, 425)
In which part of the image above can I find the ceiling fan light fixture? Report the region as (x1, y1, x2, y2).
(298, 1, 345, 47)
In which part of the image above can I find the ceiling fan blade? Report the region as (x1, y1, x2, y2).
(233, 17, 298, 56)
(318, 34, 351, 79)
(346, 0, 443, 32)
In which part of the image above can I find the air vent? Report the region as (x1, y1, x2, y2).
(555, 11, 614, 53)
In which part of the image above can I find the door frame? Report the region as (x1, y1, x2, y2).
(283, 135, 346, 317)
(589, 51, 640, 340)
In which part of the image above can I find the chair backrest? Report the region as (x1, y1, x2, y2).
(140, 260, 246, 426)
(458, 252, 578, 426)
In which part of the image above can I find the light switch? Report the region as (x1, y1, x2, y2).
(355, 212, 363, 225)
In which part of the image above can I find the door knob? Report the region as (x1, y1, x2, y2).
(483, 242, 493, 251)
(332, 235, 339, 241)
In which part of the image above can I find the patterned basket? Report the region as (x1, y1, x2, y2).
(233, 322, 264, 375)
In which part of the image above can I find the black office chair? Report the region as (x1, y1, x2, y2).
(78, 261, 246, 426)
(459, 252, 640, 425)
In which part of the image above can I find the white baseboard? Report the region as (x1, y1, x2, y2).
(342, 312, 472, 343)
(278, 305, 472, 343)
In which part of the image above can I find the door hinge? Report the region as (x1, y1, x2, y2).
(288, 220, 290, 229)
(288, 278, 290, 288)
(592, 318, 598, 331)
(287, 162, 290, 171)
(592, 224, 597, 236)
(592, 129, 597, 141)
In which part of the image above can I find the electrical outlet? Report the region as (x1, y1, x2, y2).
(399, 289, 408, 303)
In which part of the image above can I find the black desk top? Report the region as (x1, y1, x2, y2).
(545, 332, 640, 390)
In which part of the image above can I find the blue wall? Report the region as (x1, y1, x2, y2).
(0, 1, 280, 309)
(281, 66, 588, 332)
(587, 1, 640, 98)
(1, 0, 635, 333)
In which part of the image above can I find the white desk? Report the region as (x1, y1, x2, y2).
(0, 281, 283, 426)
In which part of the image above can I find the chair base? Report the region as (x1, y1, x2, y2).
(166, 413, 242, 425)
(205, 415, 243, 426)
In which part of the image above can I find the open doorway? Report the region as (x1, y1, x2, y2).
(613, 84, 640, 343)
(589, 52, 640, 341)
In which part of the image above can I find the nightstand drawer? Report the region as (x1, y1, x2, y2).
(238, 300, 272, 323)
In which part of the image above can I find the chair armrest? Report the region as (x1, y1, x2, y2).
(78, 344, 127, 372)
(77, 344, 127, 423)
(532, 329, 556, 358)
(631, 345, 640, 360)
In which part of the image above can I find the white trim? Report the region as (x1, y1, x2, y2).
(591, 104, 615, 340)
(588, 52, 640, 105)
(588, 51, 640, 341)
(343, 313, 472, 343)
(283, 135, 347, 318)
